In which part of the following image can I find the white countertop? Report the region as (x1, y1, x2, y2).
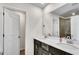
(34, 36, 79, 55)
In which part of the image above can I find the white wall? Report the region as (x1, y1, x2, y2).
(25, 5, 42, 55)
(43, 4, 62, 37)
(52, 14, 59, 37)
(43, 12, 53, 36)
(71, 15, 79, 40)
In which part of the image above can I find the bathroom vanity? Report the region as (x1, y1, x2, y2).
(34, 39, 71, 55)
(34, 36, 79, 55)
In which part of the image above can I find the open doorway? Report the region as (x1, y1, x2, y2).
(15, 11, 26, 55)
(3, 7, 26, 55)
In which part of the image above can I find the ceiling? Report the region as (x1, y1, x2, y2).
(51, 3, 79, 17)
(61, 8, 79, 17)
(30, 3, 79, 17)
(30, 3, 49, 8)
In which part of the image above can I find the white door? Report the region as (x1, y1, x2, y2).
(0, 7, 3, 55)
(4, 8, 20, 55)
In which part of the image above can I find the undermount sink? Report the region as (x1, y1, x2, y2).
(41, 36, 79, 49)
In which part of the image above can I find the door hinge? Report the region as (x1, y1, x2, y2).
(3, 12, 5, 16)
(3, 34, 5, 37)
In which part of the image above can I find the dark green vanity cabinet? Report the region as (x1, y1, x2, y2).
(49, 46, 71, 55)
(34, 39, 51, 55)
(34, 40, 41, 55)
(34, 39, 72, 55)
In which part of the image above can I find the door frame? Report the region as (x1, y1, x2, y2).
(3, 6, 26, 55)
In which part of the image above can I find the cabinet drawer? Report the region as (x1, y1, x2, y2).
(49, 46, 61, 55)
(49, 46, 72, 55)
(38, 48, 49, 55)
(41, 43, 49, 51)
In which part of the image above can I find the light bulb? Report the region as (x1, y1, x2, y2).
(72, 12, 75, 16)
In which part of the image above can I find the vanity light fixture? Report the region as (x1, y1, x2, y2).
(72, 12, 75, 16)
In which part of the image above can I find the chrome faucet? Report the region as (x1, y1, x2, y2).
(66, 36, 73, 44)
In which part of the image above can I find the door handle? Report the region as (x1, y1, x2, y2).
(18, 36, 21, 38)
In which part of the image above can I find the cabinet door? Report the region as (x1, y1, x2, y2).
(4, 8, 20, 55)
(34, 40, 41, 55)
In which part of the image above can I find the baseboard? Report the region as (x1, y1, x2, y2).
(20, 49, 25, 52)
(20, 48, 25, 55)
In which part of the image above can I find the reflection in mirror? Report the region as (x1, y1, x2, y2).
(59, 17, 71, 39)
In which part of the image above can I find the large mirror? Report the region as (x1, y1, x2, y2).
(59, 8, 79, 40)
(59, 17, 71, 38)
